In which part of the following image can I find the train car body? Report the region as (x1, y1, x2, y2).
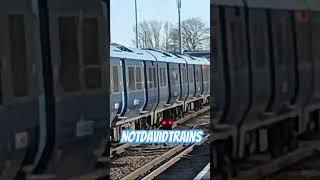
(110, 46, 210, 141)
(0, 0, 109, 179)
(0, 1, 43, 179)
(211, 0, 320, 178)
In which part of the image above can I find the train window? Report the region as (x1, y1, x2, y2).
(9, 14, 29, 97)
(170, 67, 179, 81)
(152, 67, 157, 88)
(275, 20, 285, 65)
(283, 20, 292, 65)
(189, 67, 194, 83)
(136, 67, 143, 90)
(82, 18, 99, 65)
(252, 23, 266, 68)
(58, 17, 81, 92)
(230, 21, 243, 70)
(148, 67, 157, 89)
(196, 67, 202, 83)
(159, 68, 163, 87)
(148, 68, 153, 88)
(163, 68, 167, 86)
(82, 18, 101, 90)
(182, 68, 187, 83)
(128, 66, 135, 90)
(203, 68, 208, 82)
(160, 68, 167, 87)
(112, 66, 120, 92)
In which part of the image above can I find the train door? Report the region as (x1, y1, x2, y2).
(292, 9, 313, 107)
(33, 0, 109, 179)
(123, 60, 146, 118)
(195, 65, 203, 97)
(223, 4, 250, 125)
(0, 1, 43, 179)
(188, 64, 196, 98)
(144, 61, 158, 112)
(180, 63, 189, 102)
(168, 63, 181, 104)
(266, 10, 296, 113)
(110, 58, 123, 127)
(246, 8, 272, 118)
(202, 64, 209, 96)
(212, 5, 229, 124)
(310, 9, 320, 102)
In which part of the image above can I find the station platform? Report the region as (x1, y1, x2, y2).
(194, 163, 210, 180)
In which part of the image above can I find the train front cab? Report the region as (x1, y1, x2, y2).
(29, 0, 109, 179)
(303, 0, 320, 136)
(0, 1, 43, 179)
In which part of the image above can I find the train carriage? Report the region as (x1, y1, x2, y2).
(211, 0, 320, 178)
(0, 0, 110, 179)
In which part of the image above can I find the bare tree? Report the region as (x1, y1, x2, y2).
(132, 20, 162, 50)
(181, 17, 210, 51)
(162, 22, 171, 51)
(168, 27, 180, 53)
(131, 18, 209, 52)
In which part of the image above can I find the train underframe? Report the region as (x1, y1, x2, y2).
(212, 103, 320, 178)
(111, 96, 209, 142)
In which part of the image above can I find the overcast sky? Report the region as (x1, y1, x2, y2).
(110, 0, 210, 47)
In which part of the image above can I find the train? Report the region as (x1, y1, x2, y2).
(0, 0, 109, 179)
(212, 0, 320, 178)
(110, 43, 210, 141)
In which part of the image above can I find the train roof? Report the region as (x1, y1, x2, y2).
(110, 44, 155, 61)
(194, 56, 210, 65)
(245, 0, 308, 10)
(211, 0, 244, 7)
(212, 0, 309, 10)
(164, 53, 189, 64)
(126, 47, 156, 61)
(174, 54, 206, 65)
(145, 50, 186, 64)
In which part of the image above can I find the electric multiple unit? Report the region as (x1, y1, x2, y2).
(110, 44, 210, 141)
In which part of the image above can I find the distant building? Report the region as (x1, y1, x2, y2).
(183, 50, 210, 59)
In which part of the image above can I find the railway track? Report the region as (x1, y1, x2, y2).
(110, 107, 210, 180)
(110, 106, 209, 158)
(211, 132, 320, 180)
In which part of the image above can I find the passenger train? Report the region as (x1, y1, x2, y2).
(0, 0, 109, 179)
(212, 0, 320, 178)
(110, 43, 210, 141)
